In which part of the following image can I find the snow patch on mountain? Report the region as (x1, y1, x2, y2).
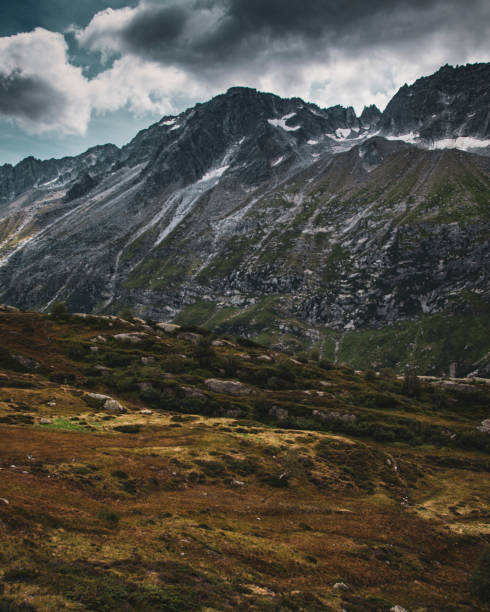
(199, 164, 230, 183)
(268, 113, 301, 132)
(159, 118, 177, 127)
(429, 136, 490, 150)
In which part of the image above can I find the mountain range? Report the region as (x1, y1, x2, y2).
(0, 62, 489, 376)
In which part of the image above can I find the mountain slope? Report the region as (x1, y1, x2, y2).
(0, 63, 489, 376)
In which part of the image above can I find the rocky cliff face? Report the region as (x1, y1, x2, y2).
(379, 63, 490, 152)
(0, 63, 488, 375)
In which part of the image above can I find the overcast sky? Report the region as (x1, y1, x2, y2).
(0, 0, 489, 165)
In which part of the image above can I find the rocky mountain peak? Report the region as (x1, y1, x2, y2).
(359, 104, 382, 128)
(380, 62, 490, 146)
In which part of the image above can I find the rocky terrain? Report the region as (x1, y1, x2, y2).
(0, 307, 489, 610)
(0, 63, 488, 376)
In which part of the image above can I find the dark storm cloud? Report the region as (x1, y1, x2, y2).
(110, 0, 489, 69)
(0, 70, 67, 123)
(122, 5, 189, 56)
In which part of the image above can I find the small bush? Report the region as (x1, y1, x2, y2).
(471, 548, 490, 603)
(403, 372, 421, 398)
(98, 508, 121, 524)
(113, 425, 141, 434)
(50, 301, 69, 318)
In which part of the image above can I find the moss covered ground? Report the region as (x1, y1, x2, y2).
(0, 310, 489, 611)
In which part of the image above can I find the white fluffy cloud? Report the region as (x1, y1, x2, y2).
(0, 28, 91, 134)
(88, 55, 208, 116)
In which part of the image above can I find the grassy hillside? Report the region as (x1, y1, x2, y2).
(174, 296, 490, 377)
(0, 309, 489, 611)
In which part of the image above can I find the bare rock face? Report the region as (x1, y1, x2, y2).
(0, 64, 488, 376)
(205, 378, 252, 396)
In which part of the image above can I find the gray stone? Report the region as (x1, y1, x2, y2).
(269, 406, 289, 421)
(103, 399, 125, 413)
(39, 418, 52, 425)
(478, 419, 490, 434)
(225, 409, 243, 418)
(87, 393, 112, 401)
(12, 354, 40, 371)
(205, 378, 252, 396)
(0, 304, 20, 312)
(113, 333, 146, 344)
(177, 332, 202, 345)
(138, 382, 154, 392)
(182, 386, 205, 399)
(156, 322, 181, 333)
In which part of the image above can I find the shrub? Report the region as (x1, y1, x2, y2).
(98, 508, 121, 523)
(403, 371, 421, 398)
(66, 341, 87, 360)
(471, 548, 490, 603)
(50, 301, 69, 318)
(319, 359, 334, 370)
(113, 425, 141, 434)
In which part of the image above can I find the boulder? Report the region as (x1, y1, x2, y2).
(177, 332, 202, 345)
(113, 333, 146, 344)
(269, 406, 289, 421)
(313, 410, 356, 424)
(39, 418, 52, 425)
(12, 354, 40, 371)
(478, 419, 490, 434)
(391, 607, 408, 612)
(103, 399, 125, 413)
(181, 386, 205, 399)
(434, 380, 480, 394)
(258, 355, 273, 362)
(0, 304, 20, 312)
(140, 409, 153, 415)
(137, 382, 154, 392)
(141, 356, 155, 364)
(333, 582, 349, 590)
(225, 409, 243, 418)
(205, 379, 252, 396)
(87, 393, 112, 401)
(156, 322, 181, 334)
